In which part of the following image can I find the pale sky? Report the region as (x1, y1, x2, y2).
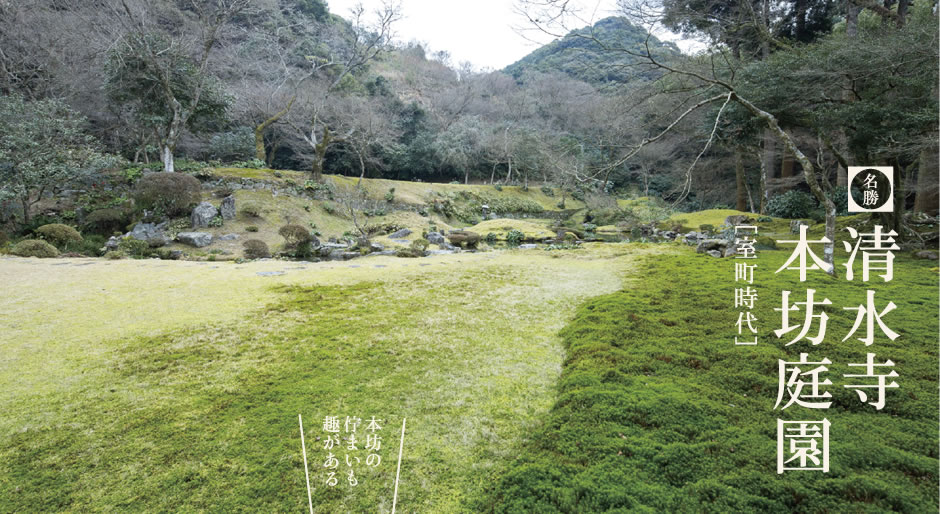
(328, 0, 692, 71)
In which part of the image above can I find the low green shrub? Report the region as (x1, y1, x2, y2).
(241, 203, 262, 218)
(35, 224, 83, 249)
(117, 237, 151, 258)
(699, 223, 715, 233)
(540, 186, 554, 197)
(105, 251, 126, 260)
(246, 225, 259, 232)
(506, 229, 524, 246)
(242, 239, 270, 259)
(11, 239, 59, 258)
(83, 208, 130, 235)
(385, 188, 395, 203)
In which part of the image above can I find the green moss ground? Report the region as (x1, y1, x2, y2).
(0, 246, 657, 512)
(486, 248, 939, 512)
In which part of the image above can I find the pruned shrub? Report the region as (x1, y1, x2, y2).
(36, 223, 83, 249)
(246, 225, 259, 232)
(446, 230, 480, 249)
(541, 185, 554, 196)
(12, 239, 59, 258)
(84, 208, 130, 235)
(241, 203, 262, 218)
(242, 239, 270, 259)
(279, 224, 311, 247)
(133, 172, 202, 217)
(105, 251, 126, 260)
(699, 224, 715, 233)
(766, 190, 818, 219)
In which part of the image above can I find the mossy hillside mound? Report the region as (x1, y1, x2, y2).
(486, 249, 938, 512)
(468, 219, 556, 242)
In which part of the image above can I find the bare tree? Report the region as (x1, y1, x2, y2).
(288, 1, 401, 181)
(108, 0, 252, 172)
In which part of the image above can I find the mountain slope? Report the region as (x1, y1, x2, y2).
(505, 17, 680, 86)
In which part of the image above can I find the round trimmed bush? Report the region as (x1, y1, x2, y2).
(278, 224, 311, 247)
(84, 208, 130, 235)
(133, 172, 202, 217)
(242, 239, 270, 259)
(36, 223, 83, 248)
(12, 239, 60, 258)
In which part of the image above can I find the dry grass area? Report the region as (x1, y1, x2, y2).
(0, 244, 666, 512)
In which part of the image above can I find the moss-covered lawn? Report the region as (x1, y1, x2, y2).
(486, 247, 939, 512)
(0, 246, 657, 512)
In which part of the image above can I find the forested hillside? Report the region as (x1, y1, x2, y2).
(504, 16, 680, 85)
(1, 0, 937, 230)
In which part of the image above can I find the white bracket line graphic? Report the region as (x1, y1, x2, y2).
(299, 414, 314, 514)
(391, 417, 407, 514)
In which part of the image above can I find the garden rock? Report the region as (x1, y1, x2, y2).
(127, 222, 169, 246)
(218, 234, 239, 241)
(518, 244, 538, 249)
(696, 239, 729, 254)
(790, 220, 809, 234)
(426, 232, 446, 245)
(388, 228, 412, 238)
(318, 243, 347, 258)
(177, 232, 213, 248)
(915, 250, 938, 260)
(105, 236, 120, 250)
(707, 250, 723, 258)
(191, 202, 218, 228)
(220, 195, 236, 220)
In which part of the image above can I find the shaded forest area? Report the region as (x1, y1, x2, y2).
(0, 0, 937, 232)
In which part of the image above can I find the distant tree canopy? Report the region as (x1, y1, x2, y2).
(0, 0, 934, 214)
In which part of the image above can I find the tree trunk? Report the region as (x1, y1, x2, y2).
(761, 129, 776, 201)
(255, 97, 295, 161)
(161, 99, 184, 172)
(734, 93, 836, 273)
(914, 143, 939, 214)
(464, 169, 469, 185)
(490, 162, 497, 184)
(781, 150, 795, 178)
(759, 154, 768, 214)
(505, 155, 512, 183)
(735, 149, 747, 211)
(311, 126, 333, 182)
(162, 144, 175, 173)
(20, 196, 30, 226)
(357, 151, 366, 188)
(896, 0, 909, 27)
